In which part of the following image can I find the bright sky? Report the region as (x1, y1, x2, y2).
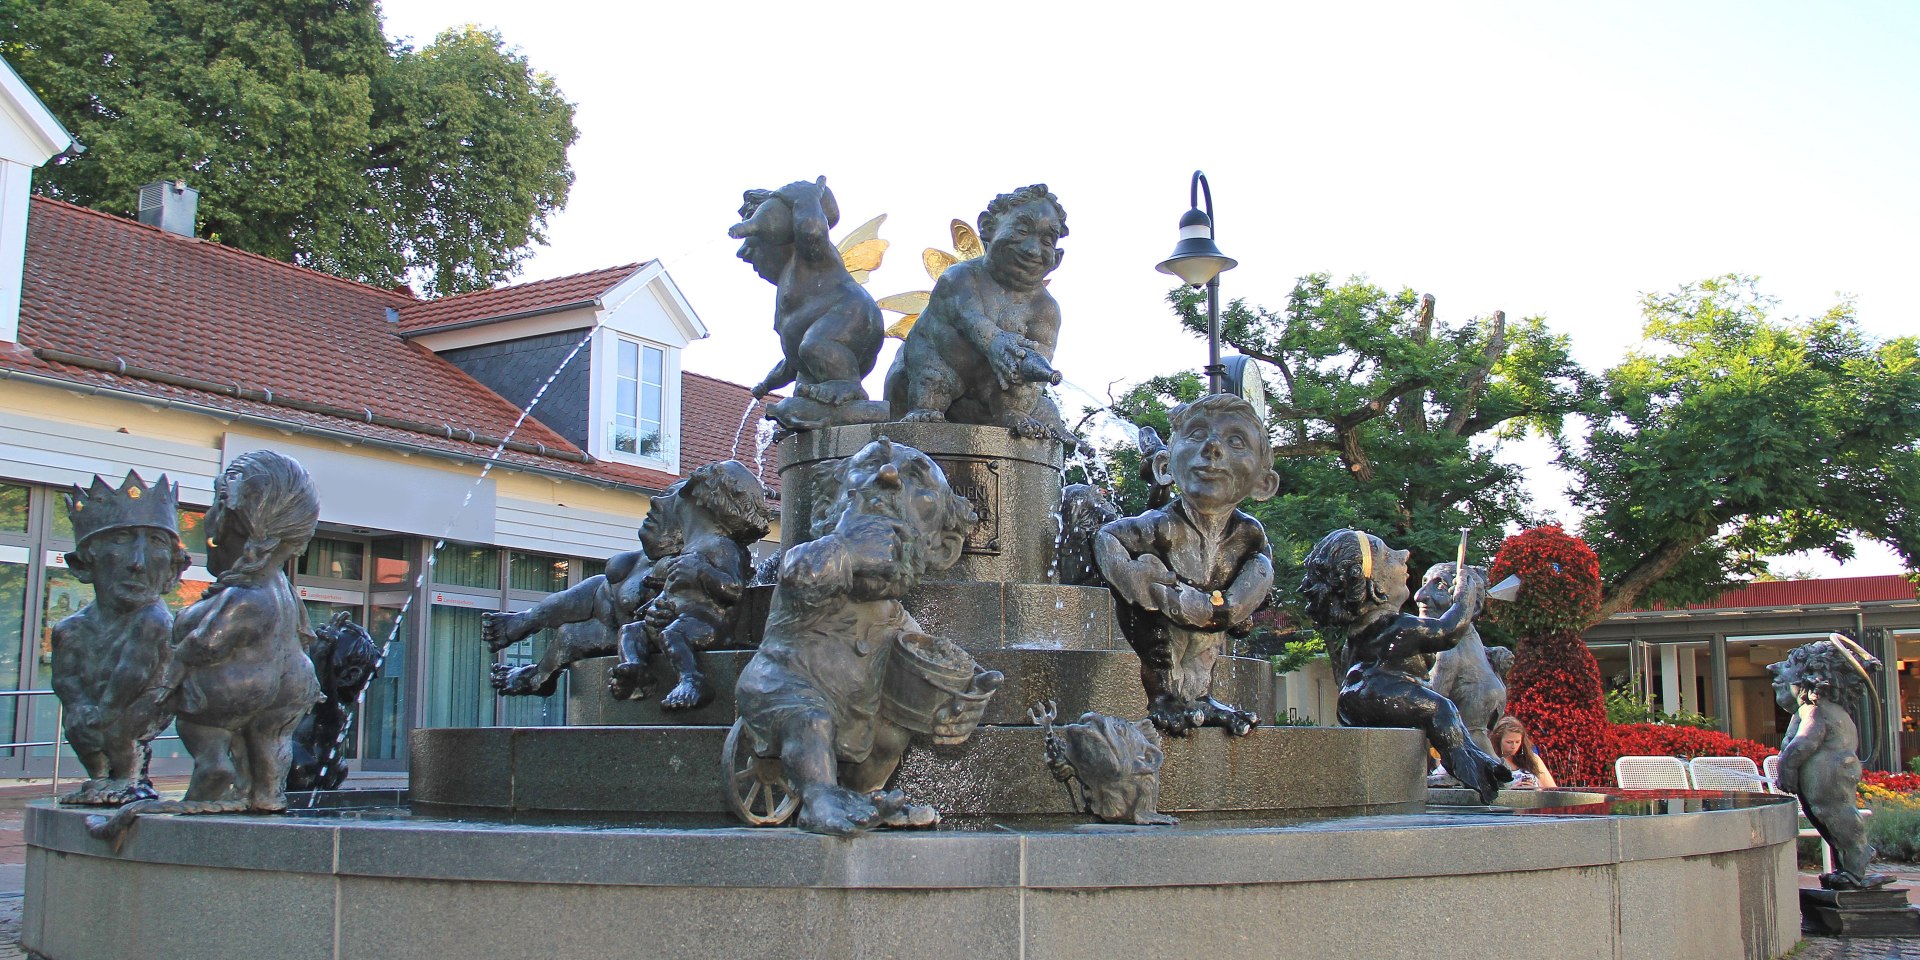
(383, 0, 1919, 576)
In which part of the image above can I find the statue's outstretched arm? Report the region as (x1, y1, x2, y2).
(1222, 549, 1274, 628)
(753, 358, 794, 397)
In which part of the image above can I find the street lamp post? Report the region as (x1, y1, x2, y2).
(1156, 170, 1238, 394)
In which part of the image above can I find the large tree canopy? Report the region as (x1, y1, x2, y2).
(2, 0, 576, 296)
(1099, 274, 1590, 613)
(1566, 275, 1920, 619)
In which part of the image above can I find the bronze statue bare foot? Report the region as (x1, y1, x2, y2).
(797, 784, 882, 836)
(900, 409, 947, 423)
(491, 662, 558, 697)
(480, 610, 535, 654)
(659, 674, 709, 710)
(1199, 698, 1258, 736)
(872, 790, 940, 829)
(1147, 697, 1205, 737)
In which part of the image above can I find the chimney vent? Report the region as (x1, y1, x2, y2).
(137, 180, 198, 237)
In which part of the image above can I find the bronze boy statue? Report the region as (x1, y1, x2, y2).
(886, 184, 1070, 441)
(735, 438, 1000, 835)
(487, 461, 768, 701)
(607, 461, 771, 709)
(1095, 394, 1279, 736)
(1299, 528, 1511, 804)
(52, 471, 189, 805)
(731, 176, 888, 436)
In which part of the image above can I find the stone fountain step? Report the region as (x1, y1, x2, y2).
(563, 651, 1273, 729)
(734, 582, 1122, 651)
(409, 723, 1426, 818)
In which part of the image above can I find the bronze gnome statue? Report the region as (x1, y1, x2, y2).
(1772, 634, 1891, 891)
(732, 176, 889, 436)
(486, 461, 769, 702)
(287, 611, 381, 792)
(1418, 562, 1508, 756)
(607, 461, 771, 709)
(1095, 395, 1278, 736)
(1031, 701, 1176, 826)
(91, 451, 326, 844)
(1299, 528, 1511, 804)
(886, 184, 1071, 441)
(51, 471, 189, 805)
(733, 438, 1001, 835)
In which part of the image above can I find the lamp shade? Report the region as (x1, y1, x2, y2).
(1155, 208, 1237, 286)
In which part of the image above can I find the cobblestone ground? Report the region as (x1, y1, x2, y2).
(0, 895, 24, 960)
(1796, 935, 1920, 958)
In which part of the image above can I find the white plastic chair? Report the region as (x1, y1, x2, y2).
(1613, 755, 1691, 789)
(1688, 756, 1765, 792)
(1763, 754, 1783, 793)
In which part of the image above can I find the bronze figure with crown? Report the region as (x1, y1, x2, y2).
(52, 471, 190, 805)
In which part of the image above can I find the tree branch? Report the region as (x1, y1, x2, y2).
(1441, 310, 1505, 435)
(1273, 441, 1338, 458)
(1596, 530, 1715, 621)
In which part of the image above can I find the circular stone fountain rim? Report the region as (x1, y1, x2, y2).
(25, 794, 1797, 891)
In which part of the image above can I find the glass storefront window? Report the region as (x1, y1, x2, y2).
(361, 605, 408, 760)
(424, 604, 490, 728)
(509, 553, 569, 594)
(0, 484, 26, 534)
(431, 545, 498, 591)
(0, 557, 24, 755)
(371, 538, 414, 587)
(299, 538, 365, 582)
(496, 629, 564, 726)
(176, 508, 207, 556)
(303, 600, 361, 633)
(581, 558, 607, 581)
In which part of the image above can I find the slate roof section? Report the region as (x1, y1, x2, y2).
(394, 262, 646, 333)
(2, 197, 776, 496)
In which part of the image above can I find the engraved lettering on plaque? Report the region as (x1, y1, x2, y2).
(936, 457, 1000, 554)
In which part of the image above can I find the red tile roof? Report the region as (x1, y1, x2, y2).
(681, 371, 779, 486)
(394, 263, 645, 333)
(5, 197, 773, 496)
(1632, 575, 1918, 612)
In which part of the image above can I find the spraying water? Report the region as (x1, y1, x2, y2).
(729, 396, 759, 461)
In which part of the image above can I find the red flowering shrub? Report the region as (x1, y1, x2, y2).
(1863, 771, 1920, 793)
(1606, 723, 1776, 770)
(1491, 527, 1613, 785)
(1486, 524, 1603, 637)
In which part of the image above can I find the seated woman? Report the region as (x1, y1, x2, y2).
(1490, 716, 1557, 789)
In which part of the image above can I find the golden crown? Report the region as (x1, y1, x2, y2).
(65, 471, 180, 547)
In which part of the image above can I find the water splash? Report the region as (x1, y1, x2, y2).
(751, 416, 777, 483)
(729, 396, 759, 461)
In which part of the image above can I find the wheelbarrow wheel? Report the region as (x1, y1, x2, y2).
(722, 717, 797, 826)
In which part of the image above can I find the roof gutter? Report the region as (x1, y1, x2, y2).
(0, 364, 664, 496)
(32, 347, 590, 464)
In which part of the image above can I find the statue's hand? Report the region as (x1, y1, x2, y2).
(836, 514, 906, 571)
(1169, 584, 1221, 630)
(1777, 769, 1799, 794)
(987, 331, 1028, 390)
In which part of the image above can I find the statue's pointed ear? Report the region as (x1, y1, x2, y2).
(1251, 467, 1280, 502)
(64, 550, 94, 585)
(1149, 448, 1175, 488)
(1053, 248, 1066, 269)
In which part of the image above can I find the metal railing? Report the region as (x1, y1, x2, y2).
(0, 689, 183, 798)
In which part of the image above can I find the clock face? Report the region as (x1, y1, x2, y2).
(1224, 355, 1269, 426)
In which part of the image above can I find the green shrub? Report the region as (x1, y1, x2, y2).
(1867, 799, 1920, 862)
(1269, 634, 1327, 676)
(1603, 680, 1717, 730)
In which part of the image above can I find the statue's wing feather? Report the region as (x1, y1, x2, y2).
(836, 214, 887, 254)
(922, 248, 959, 282)
(884, 315, 919, 340)
(876, 292, 930, 315)
(840, 239, 888, 282)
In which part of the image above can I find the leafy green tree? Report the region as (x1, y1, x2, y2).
(1565, 275, 1920, 619)
(1, 0, 576, 296)
(1096, 274, 1591, 614)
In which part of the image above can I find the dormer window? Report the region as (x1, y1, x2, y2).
(613, 337, 665, 458)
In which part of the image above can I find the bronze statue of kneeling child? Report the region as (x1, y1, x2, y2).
(1300, 528, 1511, 804)
(734, 438, 1001, 836)
(1095, 394, 1278, 736)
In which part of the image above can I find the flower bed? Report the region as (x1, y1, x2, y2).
(1605, 722, 1776, 769)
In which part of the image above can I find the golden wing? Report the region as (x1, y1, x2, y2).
(950, 220, 984, 261)
(841, 239, 889, 283)
(837, 214, 887, 254)
(876, 291, 931, 341)
(923, 249, 959, 282)
(837, 215, 888, 283)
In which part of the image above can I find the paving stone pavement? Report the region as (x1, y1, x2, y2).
(1796, 935, 1920, 958)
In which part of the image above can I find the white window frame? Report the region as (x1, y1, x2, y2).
(592, 330, 676, 471)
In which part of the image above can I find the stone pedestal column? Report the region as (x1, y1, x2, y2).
(776, 422, 1065, 586)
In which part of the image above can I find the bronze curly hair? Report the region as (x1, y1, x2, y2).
(1299, 528, 1394, 630)
(978, 184, 1067, 241)
(676, 460, 772, 545)
(1774, 637, 1881, 701)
